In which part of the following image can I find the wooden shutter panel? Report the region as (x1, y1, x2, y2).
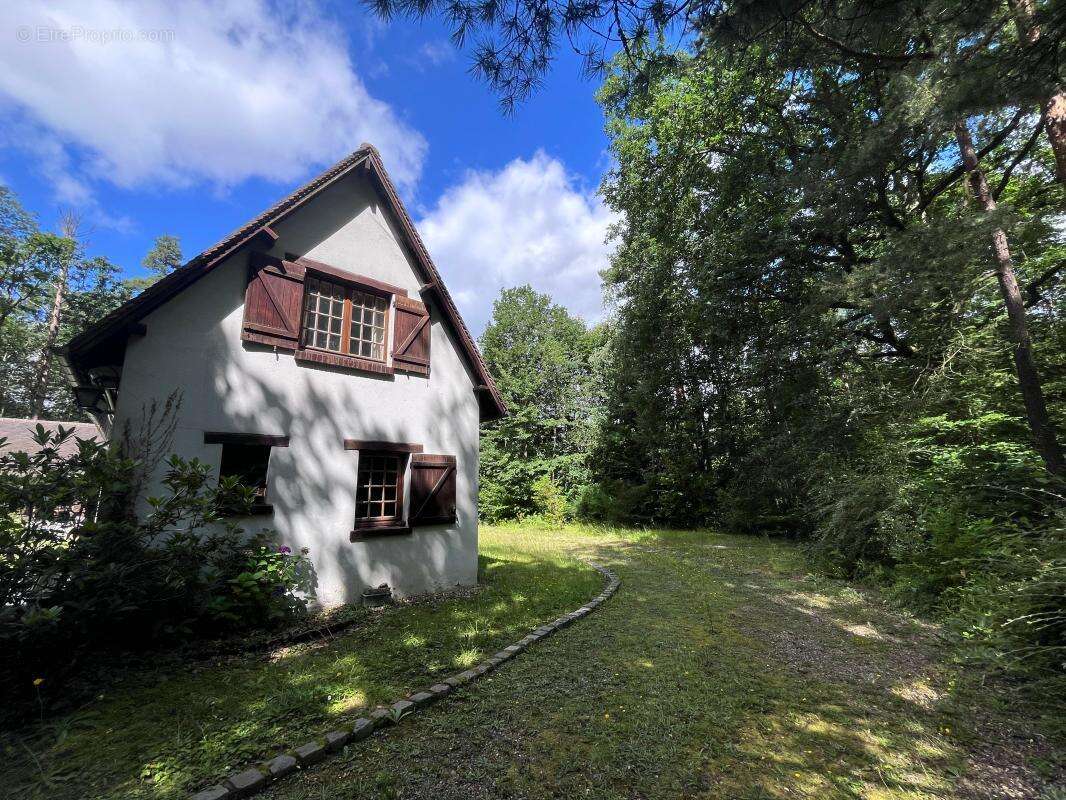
(409, 454, 456, 526)
(241, 255, 305, 350)
(392, 296, 430, 376)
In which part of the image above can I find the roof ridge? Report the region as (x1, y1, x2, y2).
(194, 146, 373, 267)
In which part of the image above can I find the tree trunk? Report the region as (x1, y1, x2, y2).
(1044, 94, 1066, 184)
(1008, 0, 1066, 184)
(28, 213, 78, 419)
(954, 120, 1064, 475)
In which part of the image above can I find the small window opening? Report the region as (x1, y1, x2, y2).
(218, 443, 271, 514)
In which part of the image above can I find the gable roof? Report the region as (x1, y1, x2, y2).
(64, 144, 506, 421)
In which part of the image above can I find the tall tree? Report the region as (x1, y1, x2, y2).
(479, 286, 601, 520)
(373, 0, 1066, 474)
(953, 120, 1063, 473)
(0, 189, 126, 420)
(142, 234, 182, 277)
(29, 211, 79, 418)
(0, 189, 68, 330)
(590, 24, 1066, 507)
(1007, 0, 1066, 182)
(124, 234, 182, 296)
(368, 0, 1065, 111)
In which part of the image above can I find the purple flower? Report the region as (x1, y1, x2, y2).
(277, 545, 291, 554)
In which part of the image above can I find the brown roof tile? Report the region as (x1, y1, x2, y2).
(0, 418, 99, 458)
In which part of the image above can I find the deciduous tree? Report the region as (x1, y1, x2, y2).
(479, 286, 602, 519)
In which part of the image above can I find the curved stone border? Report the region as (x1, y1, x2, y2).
(190, 562, 620, 800)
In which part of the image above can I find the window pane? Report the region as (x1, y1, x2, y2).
(301, 277, 347, 353)
(354, 452, 402, 521)
(348, 290, 388, 362)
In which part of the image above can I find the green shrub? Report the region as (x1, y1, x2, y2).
(529, 475, 568, 526)
(575, 480, 654, 524)
(0, 425, 312, 721)
(806, 416, 1065, 685)
(937, 506, 1066, 682)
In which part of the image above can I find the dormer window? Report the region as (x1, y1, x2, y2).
(301, 276, 344, 352)
(301, 276, 388, 361)
(241, 254, 432, 379)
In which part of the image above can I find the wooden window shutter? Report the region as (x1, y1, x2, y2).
(241, 255, 305, 351)
(391, 296, 430, 376)
(409, 454, 456, 526)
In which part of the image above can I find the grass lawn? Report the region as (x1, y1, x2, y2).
(0, 529, 601, 799)
(4, 525, 1063, 799)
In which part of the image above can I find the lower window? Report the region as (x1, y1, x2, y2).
(218, 443, 271, 514)
(353, 451, 406, 529)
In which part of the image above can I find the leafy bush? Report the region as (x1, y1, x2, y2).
(529, 475, 568, 526)
(575, 480, 654, 524)
(806, 407, 1066, 687)
(924, 505, 1065, 680)
(0, 425, 312, 720)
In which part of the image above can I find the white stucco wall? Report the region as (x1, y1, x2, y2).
(110, 173, 481, 605)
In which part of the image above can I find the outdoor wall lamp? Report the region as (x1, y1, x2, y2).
(72, 385, 110, 415)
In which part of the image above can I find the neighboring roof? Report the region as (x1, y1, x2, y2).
(0, 418, 99, 458)
(64, 144, 507, 421)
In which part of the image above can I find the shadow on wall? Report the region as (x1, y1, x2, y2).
(116, 176, 485, 605)
(222, 357, 479, 603)
(201, 305, 478, 605)
(275, 171, 391, 260)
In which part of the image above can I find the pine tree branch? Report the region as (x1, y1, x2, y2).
(992, 113, 1045, 201)
(916, 110, 1026, 213)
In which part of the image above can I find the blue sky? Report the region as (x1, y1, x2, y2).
(0, 1, 616, 334)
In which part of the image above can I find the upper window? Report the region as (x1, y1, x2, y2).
(301, 276, 388, 361)
(301, 276, 344, 351)
(349, 289, 388, 360)
(354, 451, 404, 527)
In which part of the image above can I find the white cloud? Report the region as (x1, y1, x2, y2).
(0, 120, 134, 231)
(0, 0, 426, 201)
(418, 152, 617, 334)
(412, 40, 455, 70)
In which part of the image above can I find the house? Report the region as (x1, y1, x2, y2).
(0, 418, 98, 457)
(62, 145, 506, 605)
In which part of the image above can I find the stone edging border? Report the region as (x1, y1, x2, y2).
(190, 562, 620, 800)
